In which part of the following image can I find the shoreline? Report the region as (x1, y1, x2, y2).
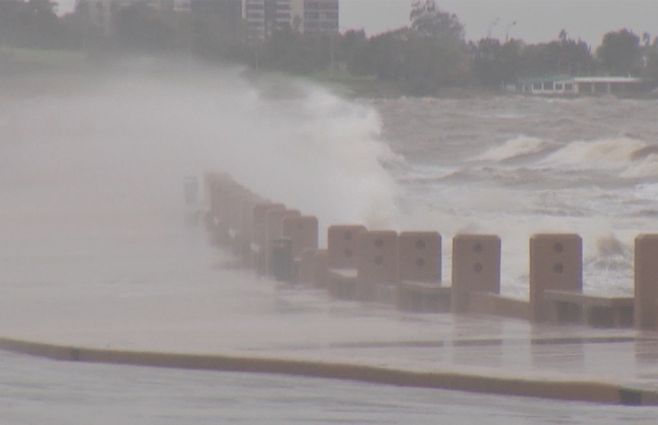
(0, 335, 656, 407)
(3, 49, 656, 101)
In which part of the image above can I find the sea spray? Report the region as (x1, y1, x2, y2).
(0, 63, 401, 235)
(476, 135, 547, 162)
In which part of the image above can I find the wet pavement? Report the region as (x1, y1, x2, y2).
(1, 215, 658, 395)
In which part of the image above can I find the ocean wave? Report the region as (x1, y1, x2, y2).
(537, 137, 657, 173)
(476, 136, 547, 162)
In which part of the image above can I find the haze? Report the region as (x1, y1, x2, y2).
(56, 0, 658, 46)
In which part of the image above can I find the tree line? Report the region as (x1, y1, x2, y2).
(2, 0, 658, 94)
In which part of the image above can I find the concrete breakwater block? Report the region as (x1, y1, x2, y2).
(451, 235, 501, 314)
(530, 234, 582, 323)
(355, 230, 399, 302)
(326, 225, 367, 299)
(635, 234, 658, 330)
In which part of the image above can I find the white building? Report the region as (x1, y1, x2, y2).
(516, 76, 646, 96)
(76, 0, 338, 41)
(244, 0, 339, 41)
(243, 0, 292, 41)
(300, 0, 339, 34)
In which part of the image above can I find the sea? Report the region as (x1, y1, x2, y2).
(1, 64, 658, 423)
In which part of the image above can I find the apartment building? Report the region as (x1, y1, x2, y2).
(75, 0, 191, 35)
(76, 0, 338, 41)
(244, 0, 338, 40)
(301, 0, 339, 34)
(243, 0, 294, 41)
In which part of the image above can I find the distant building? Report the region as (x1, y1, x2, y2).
(75, 0, 189, 35)
(243, 0, 293, 41)
(300, 0, 339, 34)
(515, 75, 647, 96)
(244, 0, 339, 41)
(76, 0, 339, 41)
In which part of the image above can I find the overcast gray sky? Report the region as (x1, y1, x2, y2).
(56, 0, 658, 48)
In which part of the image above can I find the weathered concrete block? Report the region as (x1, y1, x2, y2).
(357, 231, 399, 284)
(265, 209, 301, 275)
(398, 231, 441, 283)
(451, 234, 501, 313)
(283, 216, 319, 258)
(235, 197, 262, 262)
(311, 249, 329, 288)
(635, 234, 658, 330)
(266, 209, 301, 245)
(239, 198, 260, 245)
(327, 225, 367, 268)
(252, 203, 285, 248)
(204, 172, 230, 219)
(529, 234, 582, 322)
(297, 249, 316, 285)
(355, 231, 399, 301)
(270, 238, 293, 282)
(250, 203, 285, 272)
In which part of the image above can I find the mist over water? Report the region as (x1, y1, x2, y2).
(0, 62, 400, 243)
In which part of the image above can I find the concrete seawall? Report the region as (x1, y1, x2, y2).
(1, 336, 657, 406)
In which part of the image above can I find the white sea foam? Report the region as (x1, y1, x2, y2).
(620, 154, 658, 178)
(476, 135, 546, 162)
(537, 137, 648, 171)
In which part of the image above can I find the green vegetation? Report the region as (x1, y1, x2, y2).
(2, 0, 658, 95)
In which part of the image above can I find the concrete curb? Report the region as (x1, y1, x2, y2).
(1, 337, 656, 406)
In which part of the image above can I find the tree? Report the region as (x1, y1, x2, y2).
(348, 29, 408, 80)
(0, 0, 23, 45)
(338, 30, 367, 64)
(472, 38, 522, 87)
(559, 29, 567, 43)
(642, 32, 652, 47)
(597, 29, 641, 76)
(257, 28, 334, 74)
(645, 38, 658, 85)
(518, 36, 593, 77)
(113, 3, 177, 52)
(410, 0, 464, 41)
(0, 0, 65, 49)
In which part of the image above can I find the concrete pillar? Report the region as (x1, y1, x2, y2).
(239, 198, 259, 246)
(265, 209, 301, 275)
(398, 231, 441, 283)
(529, 234, 582, 322)
(356, 231, 399, 284)
(204, 172, 227, 218)
(224, 190, 247, 231)
(451, 234, 501, 313)
(298, 249, 317, 285)
(327, 225, 367, 268)
(298, 249, 329, 287)
(270, 238, 293, 282)
(251, 203, 285, 272)
(313, 249, 329, 288)
(204, 173, 233, 223)
(635, 235, 658, 330)
(252, 203, 285, 248)
(237, 197, 262, 262)
(282, 216, 319, 258)
(266, 209, 301, 245)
